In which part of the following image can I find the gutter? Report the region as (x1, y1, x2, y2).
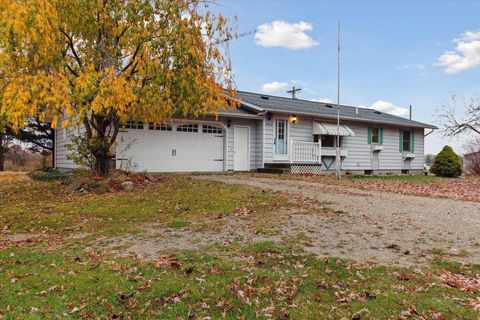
(264, 109, 437, 129)
(424, 129, 435, 137)
(217, 112, 264, 119)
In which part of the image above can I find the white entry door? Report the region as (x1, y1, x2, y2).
(234, 126, 249, 171)
(274, 119, 289, 160)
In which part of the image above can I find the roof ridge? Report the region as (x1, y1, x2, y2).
(234, 90, 436, 129)
(236, 90, 383, 113)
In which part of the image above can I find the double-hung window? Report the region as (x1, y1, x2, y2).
(399, 129, 415, 153)
(368, 127, 383, 145)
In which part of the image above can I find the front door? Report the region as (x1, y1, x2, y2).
(274, 119, 288, 160)
(234, 126, 249, 171)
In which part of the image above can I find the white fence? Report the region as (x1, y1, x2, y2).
(290, 141, 321, 163)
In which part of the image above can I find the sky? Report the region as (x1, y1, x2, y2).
(214, 0, 480, 154)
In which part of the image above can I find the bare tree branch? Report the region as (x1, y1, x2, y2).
(59, 28, 83, 68)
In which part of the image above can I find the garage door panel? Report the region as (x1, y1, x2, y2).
(175, 133, 200, 146)
(117, 123, 224, 172)
(144, 158, 174, 172)
(145, 132, 173, 145)
(144, 144, 173, 155)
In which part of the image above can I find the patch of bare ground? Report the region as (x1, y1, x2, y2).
(184, 175, 480, 266)
(103, 208, 316, 260)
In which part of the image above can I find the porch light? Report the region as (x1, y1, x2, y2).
(289, 115, 297, 123)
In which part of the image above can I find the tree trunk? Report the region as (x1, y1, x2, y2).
(0, 134, 4, 172)
(90, 138, 112, 177)
(51, 128, 55, 169)
(94, 156, 110, 177)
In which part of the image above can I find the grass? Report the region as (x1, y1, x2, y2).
(0, 175, 287, 236)
(1, 241, 479, 319)
(1, 174, 480, 318)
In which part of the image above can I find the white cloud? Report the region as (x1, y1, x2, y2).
(311, 97, 334, 103)
(436, 30, 480, 74)
(255, 20, 319, 50)
(364, 100, 410, 118)
(261, 81, 289, 93)
(398, 64, 427, 76)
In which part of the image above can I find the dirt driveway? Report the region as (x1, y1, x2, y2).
(195, 175, 480, 266)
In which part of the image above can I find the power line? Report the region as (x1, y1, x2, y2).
(215, 29, 257, 44)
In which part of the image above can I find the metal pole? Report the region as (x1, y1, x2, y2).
(335, 21, 341, 180)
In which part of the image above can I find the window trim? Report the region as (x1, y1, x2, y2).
(399, 129, 415, 153)
(368, 126, 383, 145)
(149, 123, 172, 131)
(124, 121, 144, 130)
(176, 124, 199, 133)
(202, 125, 223, 134)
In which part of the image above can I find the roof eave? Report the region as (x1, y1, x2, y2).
(216, 112, 264, 119)
(265, 109, 437, 129)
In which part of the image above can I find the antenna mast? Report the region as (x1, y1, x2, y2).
(286, 86, 302, 99)
(335, 21, 341, 180)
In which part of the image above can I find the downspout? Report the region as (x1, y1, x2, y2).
(424, 129, 435, 137)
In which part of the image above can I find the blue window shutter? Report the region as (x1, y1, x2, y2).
(399, 129, 403, 152)
(411, 129, 415, 152)
(367, 127, 372, 144)
(379, 128, 384, 145)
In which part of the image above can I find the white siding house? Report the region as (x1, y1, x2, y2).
(55, 91, 436, 175)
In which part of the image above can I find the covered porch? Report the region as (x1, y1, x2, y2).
(289, 121, 354, 164)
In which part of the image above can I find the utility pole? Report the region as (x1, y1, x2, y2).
(335, 21, 341, 180)
(286, 86, 302, 99)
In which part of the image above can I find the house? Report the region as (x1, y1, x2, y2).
(464, 151, 480, 174)
(54, 91, 437, 175)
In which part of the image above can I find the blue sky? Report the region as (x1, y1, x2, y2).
(215, 0, 480, 154)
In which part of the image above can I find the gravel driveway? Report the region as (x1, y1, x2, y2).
(198, 175, 480, 266)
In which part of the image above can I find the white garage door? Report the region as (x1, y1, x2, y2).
(116, 122, 224, 172)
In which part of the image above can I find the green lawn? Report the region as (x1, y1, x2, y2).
(0, 175, 287, 236)
(1, 242, 479, 319)
(1, 174, 479, 319)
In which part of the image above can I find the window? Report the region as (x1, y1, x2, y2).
(368, 127, 382, 145)
(202, 125, 222, 134)
(177, 124, 198, 132)
(371, 127, 379, 144)
(314, 135, 335, 148)
(402, 130, 411, 152)
(149, 123, 172, 131)
(124, 122, 144, 129)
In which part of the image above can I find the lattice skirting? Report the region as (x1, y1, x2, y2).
(291, 165, 322, 175)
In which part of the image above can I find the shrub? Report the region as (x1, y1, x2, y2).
(30, 170, 68, 181)
(430, 145, 462, 177)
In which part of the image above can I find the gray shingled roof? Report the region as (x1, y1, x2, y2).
(232, 91, 437, 129)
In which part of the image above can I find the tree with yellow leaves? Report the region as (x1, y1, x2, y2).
(0, 0, 236, 176)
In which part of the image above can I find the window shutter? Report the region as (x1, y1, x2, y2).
(379, 128, 384, 145)
(367, 127, 372, 144)
(410, 129, 415, 152)
(399, 129, 403, 152)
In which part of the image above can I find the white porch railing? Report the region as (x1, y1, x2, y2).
(290, 141, 321, 163)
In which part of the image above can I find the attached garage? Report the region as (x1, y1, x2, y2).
(116, 121, 225, 172)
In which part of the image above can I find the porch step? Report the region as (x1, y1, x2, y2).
(256, 167, 287, 174)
